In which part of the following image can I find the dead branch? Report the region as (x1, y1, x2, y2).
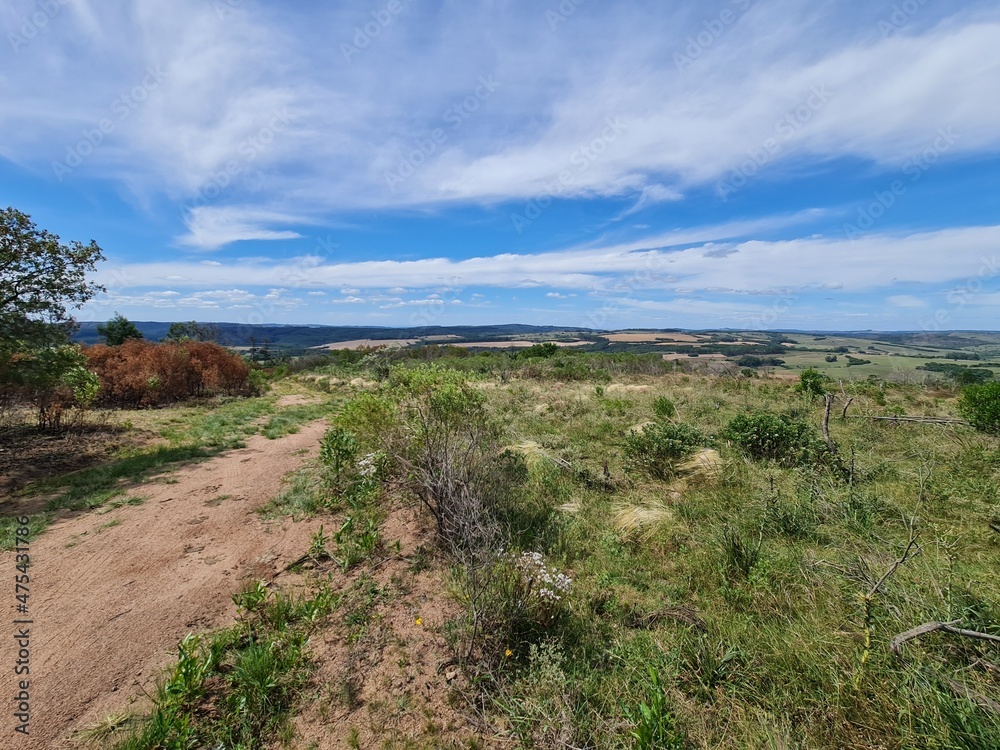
(823, 393, 837, 454)
(843, 415, 969, 425)
(841, 397, 854, 419)
(891, 620, 1000, 658)
(868, 529, 921, 601)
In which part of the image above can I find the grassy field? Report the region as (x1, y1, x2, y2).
(261, 354, 999, 748)
(10, 348, 999, 748)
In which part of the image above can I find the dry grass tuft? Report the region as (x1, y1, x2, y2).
(614, 500, 677, 539)
(674, 448, 723, 487)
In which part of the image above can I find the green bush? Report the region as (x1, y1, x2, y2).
(958, 382, 1000, 434)
(796, 368, 828, 397)
(723, 412, 822, 466)
(624, 422, 704, 480)
(652, 396, 676, 419)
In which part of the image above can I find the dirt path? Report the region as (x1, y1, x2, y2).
(1, 420, 329, 749)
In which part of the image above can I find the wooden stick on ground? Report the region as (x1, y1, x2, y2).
(891, 620, 1000, 658)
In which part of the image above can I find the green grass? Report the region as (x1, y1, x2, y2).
(320, 361, 1000, 748)
(260, 402, 337, 439)
(100, 581, 338, 750)
(483, 373, 1000, 748)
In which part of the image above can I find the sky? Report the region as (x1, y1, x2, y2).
(2, 0, 999, 331)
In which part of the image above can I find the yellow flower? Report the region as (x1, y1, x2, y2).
(505, 649, 513, 658)
(415, 617, 423, 626)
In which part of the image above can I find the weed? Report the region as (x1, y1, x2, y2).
(626, 667, 685, 749)
(109, 583, 335, 749)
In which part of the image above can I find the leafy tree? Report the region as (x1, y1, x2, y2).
(163, 320, 218, 343)
(1, 207, 105, 350)
(796, 368, 828, 397)
(958, 382, 1000, 434)
(1, 208, 105, 427)
(97, 312, 143, 346)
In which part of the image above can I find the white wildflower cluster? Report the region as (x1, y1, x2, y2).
(356, 452, 379, 478)
(515, 551, 573, 602)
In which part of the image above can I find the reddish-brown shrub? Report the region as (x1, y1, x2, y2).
(83, 340, 254, 408)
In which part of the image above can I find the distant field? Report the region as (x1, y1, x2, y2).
(605, 332, 702, 342)
(455, 339, 592, 349)
(662, 352, 726, 360)
(313, 338, 420, 350)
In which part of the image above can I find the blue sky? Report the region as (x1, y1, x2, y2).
(2, 0, 999, 331)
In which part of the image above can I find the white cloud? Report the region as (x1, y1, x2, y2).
(887, 295, 927, 308)
(92, 223, 1000, 300)
(2, 1, 998, 244)
(178, 206, 305, 249)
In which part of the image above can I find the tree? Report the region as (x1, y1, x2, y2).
(1, 207, 105, 428)
(958, 382, 1000, 435)
(1, 207, 105, 351)
(97, 312, 143, 346)
(796, 368, 828, 397)
(163, 320, 219, 343)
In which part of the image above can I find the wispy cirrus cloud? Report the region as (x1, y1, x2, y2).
(3, 1, 999, 248)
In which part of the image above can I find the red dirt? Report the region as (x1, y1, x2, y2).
(0, 420, 329, 749)
(277, 498, 486, 749)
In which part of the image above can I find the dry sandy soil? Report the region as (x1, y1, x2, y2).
(0, 421, 329, 749)
(2, 408, 486, 749)
(277, 499, 484, 749)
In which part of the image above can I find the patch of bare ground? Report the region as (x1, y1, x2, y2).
(276, 394, 324, 407)
(0, 420, 330, 749)
(277, 496, 488, 749)
(0, 419, 152, 497)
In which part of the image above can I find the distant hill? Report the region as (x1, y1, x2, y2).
(73, 322, 592, 352)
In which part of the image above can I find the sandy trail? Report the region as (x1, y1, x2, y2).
(1, 420, 328, 749)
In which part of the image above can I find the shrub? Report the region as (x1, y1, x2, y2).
(958, 382, 1000, 434)
(0, 344, 99, 429)
(84, 340, 253, 408)
(796, 368, 828, 397)
(723, 412, 824, 466)
(338, 365, 524, 553)
(652, 396, 676, 419)
(624, 422, 705, 480)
